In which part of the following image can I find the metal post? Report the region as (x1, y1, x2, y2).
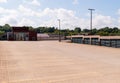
(88, 9, 95, 35)
(58, 19, 61, 42)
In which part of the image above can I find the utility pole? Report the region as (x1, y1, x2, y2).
(58, 19, 61, 42)
(88, 8, 95, 35)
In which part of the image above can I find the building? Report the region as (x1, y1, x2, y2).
(67, 35, 120, 48)
(7, 26, 37, 41)
(37, 33, 49, 40)
(0, 33, 7, 40)
(37, 33, 65, 41)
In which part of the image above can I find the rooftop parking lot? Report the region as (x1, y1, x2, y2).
(0, 41, 120, 83)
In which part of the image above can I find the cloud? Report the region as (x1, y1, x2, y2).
(0, 7, 17, 15)
(0, 7, 18, 25)
(37, 8, 80, 29)
(117, 9, 120, 15)
(0, 5, 118, 29)
(0, 0, 7, 3)
(18, 5, 35, 16)
(31, 0, 40, 6)
(93, 14, 116, 28)
(73, 0, 79, 5)
(0, 15, 18, 25)
(17, 18, 35, 26)
(23, 0, 40, 6)
(116, 9, 120, 27)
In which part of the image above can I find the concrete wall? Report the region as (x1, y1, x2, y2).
(69, 35, 120, 48)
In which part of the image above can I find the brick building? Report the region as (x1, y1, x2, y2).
(7, 27, 37, 41)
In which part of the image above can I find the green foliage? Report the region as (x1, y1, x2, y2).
(0, 31, 5, 35)
(28, 26, 34, 31)
(2, 24, 11, 32)
(96, 31, 109, 36)
(74, 27, 81, 34)
(0, 24, 120, 36)
(92, 28, 97, 35)
(95, 27, 120, 36)
(82, 29, 90, 33)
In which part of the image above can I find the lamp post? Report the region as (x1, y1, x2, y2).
(88, 8, 95, 35)
(58, 19, 61, 42)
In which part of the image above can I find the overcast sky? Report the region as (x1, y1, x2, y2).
(0, 0, 120, 29)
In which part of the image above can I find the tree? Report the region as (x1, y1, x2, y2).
(0, 31, 5, 35)
(112, 27, 119, 33)
(2, 24, 11, 32)
(92, 28, 98, 35)
(82, 29, 90, 33)
(47, 27, 55, 33)
(29, 26, 34, 31)
(96, 31, 109, 36)
(74, 27, 81, 33)
(36, 27, 46, 33)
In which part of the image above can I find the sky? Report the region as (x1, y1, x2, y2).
(0, 0, 120, 29)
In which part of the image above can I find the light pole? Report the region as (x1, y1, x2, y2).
(88, 8, 95, 35)
(58, 19, 61, 42)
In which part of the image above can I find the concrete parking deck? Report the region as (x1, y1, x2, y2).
(0, 41, 120, 83)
